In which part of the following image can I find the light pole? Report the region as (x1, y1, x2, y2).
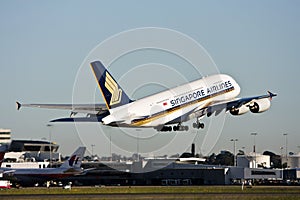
(136, 129, 141, 161)
(110, 133, 112, 161)
(251, 132, 258, 168)
(47, 124, 53, 167)
(230, 139, 238, 166)
(283, 133, 288, 168)
(280, 146, 284, 169)
(91, 144, 95, 157)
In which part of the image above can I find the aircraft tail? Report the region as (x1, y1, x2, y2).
(0, 144, 9, 167)
(90, 61, 133, 109)
(59, 147, 86, 169)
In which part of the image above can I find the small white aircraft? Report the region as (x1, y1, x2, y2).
(17, 61, 277, 132)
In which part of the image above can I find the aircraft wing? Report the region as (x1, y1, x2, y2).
(200, 91, 277, 118)
(1, 169, 16, 175)
(62, 168, 83, 174)
(16, 102, 108, 115)
(74, 168, 97, 176)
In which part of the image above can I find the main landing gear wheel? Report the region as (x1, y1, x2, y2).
(158, 125, 189, 132)
(173, 125, 189, 131)
(160, 126, 172, 132)
(193, 122, 204, 129)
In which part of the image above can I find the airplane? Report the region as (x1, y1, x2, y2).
(0, 147, 86, 186)
(16, 61, 277, 132)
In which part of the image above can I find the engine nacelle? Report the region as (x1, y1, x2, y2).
(230, 105, 249, 115)
(249, 98, 271, 113)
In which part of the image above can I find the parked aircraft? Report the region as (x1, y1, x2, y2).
(0, 147, 86, 186)
(17, 61, 276, 132)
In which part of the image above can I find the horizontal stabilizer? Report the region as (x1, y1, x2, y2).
(50, 116, 104, 123)
(16, 102, 21, 110)
(267, 91, 277, 99)
(15, 102, 108, 114)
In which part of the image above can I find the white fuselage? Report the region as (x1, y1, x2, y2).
(103, 74, 240, 127)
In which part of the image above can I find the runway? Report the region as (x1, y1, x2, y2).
(2, 192, 300, 200)
(1, 186, 299, 200)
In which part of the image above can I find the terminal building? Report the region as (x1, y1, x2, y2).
(287, 153, 300, 168)
(282, 154, 300, 182)
(2, 139, 60, 169)
(237, 153, 271, 168)
(0, 129, 11, 145)
(69, 159, 231, 186)
(63, 148, 284, 186)
(64, 157, 283, 186)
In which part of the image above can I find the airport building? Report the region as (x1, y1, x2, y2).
(237, 153, 271, 168)
(283, 168, 300, 182)
(0, 129, 11, 145)
(62, 147, 283, 186)
(0, 137, 293, 186)
(2, 139, 60, 169)
(68, 160, 231, 186)
(63, 158, 284, 186)
(287, 153, 300, 168)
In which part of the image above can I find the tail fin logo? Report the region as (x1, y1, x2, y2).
(0, 152, 5, 167)
(68, 155, 76, 167)
(105, 72, 123, 106)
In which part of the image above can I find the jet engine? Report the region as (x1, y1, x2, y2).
(230, 105, 249, 115)
(249, 98, 271, 113)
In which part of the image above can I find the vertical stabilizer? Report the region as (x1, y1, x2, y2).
(0, 144, 8, 167)
(59, 147, 86, 169)
(90, 61, 132, 109)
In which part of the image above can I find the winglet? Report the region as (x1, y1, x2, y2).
(16, 101, 21, 110)
(267, 91, 277, 100)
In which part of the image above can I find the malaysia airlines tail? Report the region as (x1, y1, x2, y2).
(0, 145, 9, 167)
(90, 61, 133, 110)
(59, 147, 86, 169)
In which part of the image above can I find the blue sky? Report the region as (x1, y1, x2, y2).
(0, 1, 299, 156)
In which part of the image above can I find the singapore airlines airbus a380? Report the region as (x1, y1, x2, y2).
(17, 61, 277, 132)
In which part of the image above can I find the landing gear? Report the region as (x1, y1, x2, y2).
(160, 126, 172, 132)
(173, 125, 189, 131)
(193, 122, 204, 129)
(158, 124, 189, 132)
(193, 118, 205, 129)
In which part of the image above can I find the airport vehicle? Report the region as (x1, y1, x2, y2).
(17, 61, 276, 132)
(0, 147, 86, 186)
(0, 180, 11, 189)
